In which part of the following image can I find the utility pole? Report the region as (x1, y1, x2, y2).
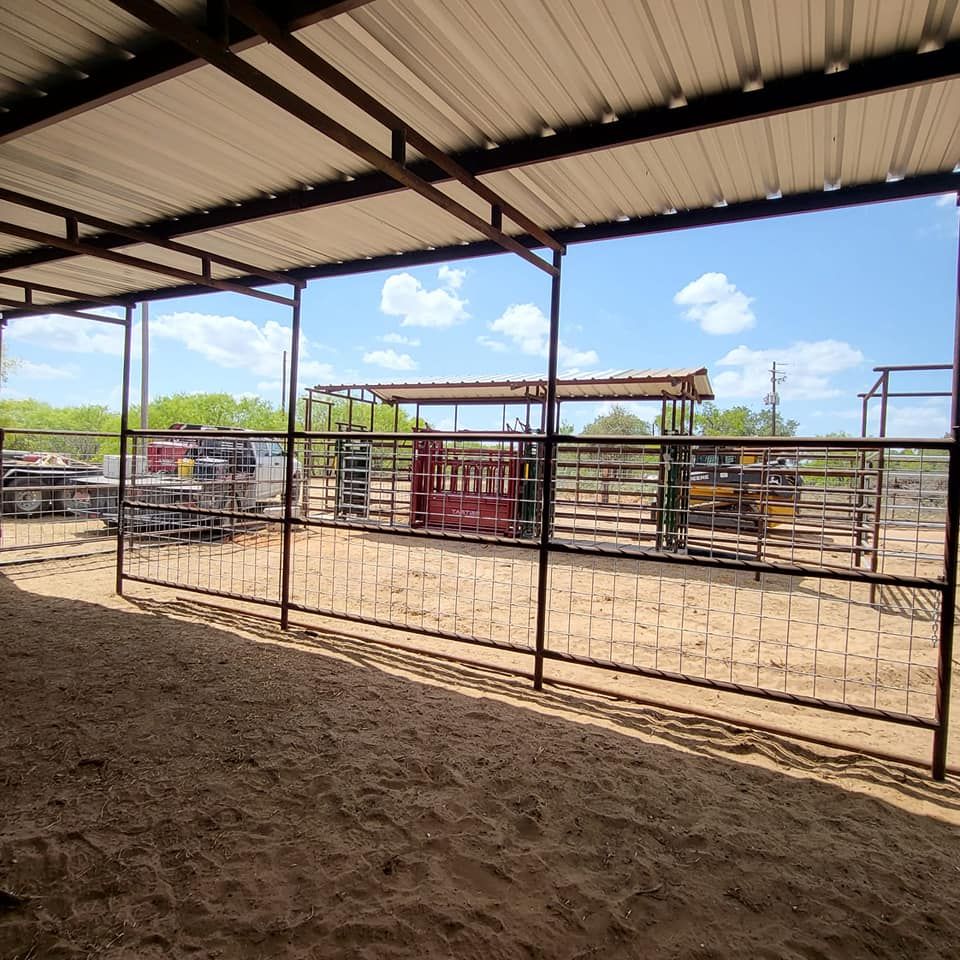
(765, 361, 787, 436)
(281, 350, 287, 413)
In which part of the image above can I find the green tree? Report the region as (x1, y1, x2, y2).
(582, 404, 652, 436)
(691, 403, 798, 437)
(140, 392, 286, 431)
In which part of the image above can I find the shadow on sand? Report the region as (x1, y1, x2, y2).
(2, 570, 959, 960)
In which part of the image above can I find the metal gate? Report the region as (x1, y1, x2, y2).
(335, 437, 372, 519)
(410, 438, 522, 536)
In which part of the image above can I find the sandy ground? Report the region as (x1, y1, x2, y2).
(3, 558, 960, 959)
(125, 520, 950, 740)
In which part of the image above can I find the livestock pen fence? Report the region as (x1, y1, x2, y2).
(0, 427, 120, 561)
(117, 427, 957, 778)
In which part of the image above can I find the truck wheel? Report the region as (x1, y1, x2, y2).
(7, 478, 46, 516)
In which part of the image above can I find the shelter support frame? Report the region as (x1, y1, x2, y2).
(4, 1, 956, 775)
(108, 180, 960, 779)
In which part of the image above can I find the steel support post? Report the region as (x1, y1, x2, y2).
(280, 286, 303, 629)
(932, 195, 960, 780)
(115, 305, 134, 595)
(533, 250, 563, 690)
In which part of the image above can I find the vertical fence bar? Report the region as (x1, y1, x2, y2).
(280, 286, 303, 629)
(533, 249, 563, 690)
(932, 195, 960, 780)
(114, 305, 134, 595)
(868, 371, 890, 604)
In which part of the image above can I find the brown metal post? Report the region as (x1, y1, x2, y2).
(114, 304, 134, 595)
(932, 195, 960, 780)
(533, 249, 563, 690)
(280, 286, 303, 629)
(868, 371, 890, 603)
(392, 402, 400, 521)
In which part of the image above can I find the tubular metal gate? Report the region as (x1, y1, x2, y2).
(117, 427, 958, 778)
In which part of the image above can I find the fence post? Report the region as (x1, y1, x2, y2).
(280, 286, 303, 629)
(114, 304, 134, 596)
(533, 249, 563, 690)
(932, 193, 960, 780)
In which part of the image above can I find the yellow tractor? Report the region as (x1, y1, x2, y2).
(686, 447, 802, 533)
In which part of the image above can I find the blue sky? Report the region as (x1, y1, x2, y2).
(3, 192, 958, 436)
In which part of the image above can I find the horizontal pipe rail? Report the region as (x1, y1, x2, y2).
(540, 648, 938, 729)
(546, 537, 945, 590)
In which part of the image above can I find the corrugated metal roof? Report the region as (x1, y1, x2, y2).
(312, 369, 714, 403)
(0, 1, 958, 304)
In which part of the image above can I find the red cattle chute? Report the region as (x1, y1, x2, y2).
(411, 439, 521, 536)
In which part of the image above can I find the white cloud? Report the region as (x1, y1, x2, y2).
(713, 339, 864, 400)
(935, 194, 955, 208)
(488, 303, 599, 369)
(149, 311, 334, 383)
(4, 310, 125, 355)
(438, 265, 466, 290)
(362, 348, 418, 371)
(878, 400, 950, 438)
(9, 360, 75, 381)
(674, 272, 756, 335)
(477, 335, 508, 352)
(381, 332, 420, 347)
(380, 268, 469, 328)
(255, 381, 282, 398)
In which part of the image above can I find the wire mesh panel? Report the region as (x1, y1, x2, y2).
(289, 434, 542, 649)
(0, 429, 118, 558)
(544, 559, 940, 720)
(117, 426, 952, 740)
(545, 437, 949, 724)
(120, 429, 295, 606)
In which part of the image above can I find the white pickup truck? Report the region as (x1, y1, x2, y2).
(67, 428, 301, 529)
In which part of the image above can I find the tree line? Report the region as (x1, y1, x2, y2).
(1, 394, 807, 446)
(0, 392, 422, 459)
(578, 402, 802, 437)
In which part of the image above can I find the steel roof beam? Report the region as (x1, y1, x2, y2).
(8, 172, 954, 317)
(0, 187, 304, 289)
(0, 276, 122, 307)
(228, 0, 562, 255)
(0, 1, 373, 146)
(105, 0, 559, 276)
(0, 220, 297, 307)
(0, 297, 126, 326)
(1, 39, 957, 278)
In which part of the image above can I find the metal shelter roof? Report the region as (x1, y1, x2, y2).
(309, 369, 715, 404)
(0, 0, 958, 313)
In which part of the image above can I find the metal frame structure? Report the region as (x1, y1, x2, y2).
(0, 3, 958, 778)
(857, 363, 955, 603)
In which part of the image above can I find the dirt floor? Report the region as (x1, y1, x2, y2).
(3, 557, 960, 959)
